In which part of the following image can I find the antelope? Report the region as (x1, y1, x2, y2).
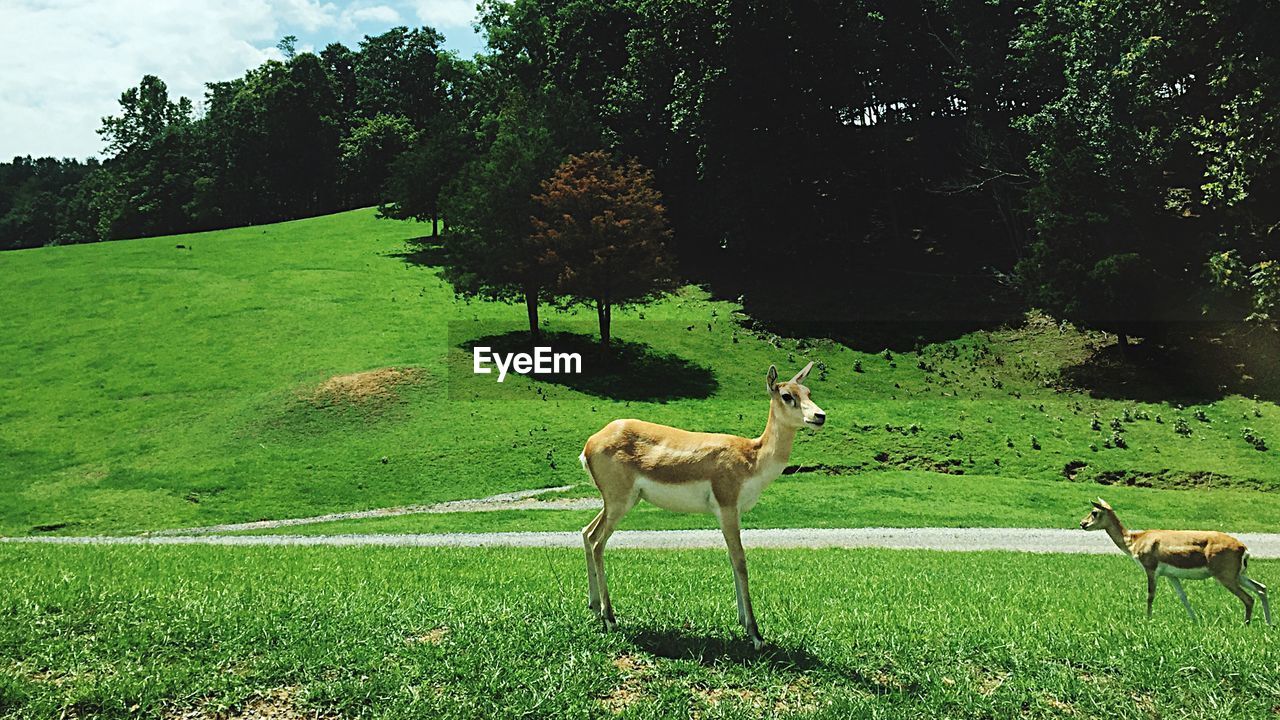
(1080, 498, 1271, 625)
(578, 363, 825, 649)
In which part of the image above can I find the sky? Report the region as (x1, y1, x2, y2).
(0, 0, 488, 161)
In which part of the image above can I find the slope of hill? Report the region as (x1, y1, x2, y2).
(2, 209, 1278, 536)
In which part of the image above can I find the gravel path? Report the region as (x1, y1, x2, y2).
(9, 527, 1280, 557)
(150, 486, 588, 535)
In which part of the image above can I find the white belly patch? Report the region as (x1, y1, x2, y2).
(635, 477, 715, 514)
(1157, 563, 1212, 580)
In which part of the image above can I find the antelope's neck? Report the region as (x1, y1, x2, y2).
(756, 405, 797, 472)
(1104, 519, 1135, 556)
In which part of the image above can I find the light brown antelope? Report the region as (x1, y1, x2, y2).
(1080, 498, 1271, 625)
(578, 363, 825, 649)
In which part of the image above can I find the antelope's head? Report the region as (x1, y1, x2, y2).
(1080, 498, 1115, 531)
(767, 362, 826, 430)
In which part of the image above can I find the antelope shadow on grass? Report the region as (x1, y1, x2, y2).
(622, 625, 918, 696)
(622, 625, 822, 671)
(457, 331, 717, 402)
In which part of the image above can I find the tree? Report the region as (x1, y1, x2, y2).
(196, 53, 343, 226)
(0, 156, 100, 249)
(438, 94, 567, 339)
(340, 114, 417, 208)
(98, 75, 191, 157)
(1012, 0, 1190, 345)
(96, 75, 199, 239)
(1190, 2, 1280, 327)
(531, 151, 677, 345)
(320, 42, 360, 134)
(379, 112, 470, 233)
(1013, 0, 1280, 341)
(356, 27, 448, 128)
(378, 54, 479, 232)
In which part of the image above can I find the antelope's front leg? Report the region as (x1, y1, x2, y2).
(1168, 577, 1196, 620)
(717, 507, 762, 649)
(1145, 569, 1157, 619)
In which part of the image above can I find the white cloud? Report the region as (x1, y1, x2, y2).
(346, 4, 401, 24)
(412, 0, 477, 28)
(276, 0, 343, 31)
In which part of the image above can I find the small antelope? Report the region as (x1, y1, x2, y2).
(1080, 498, 1271, 625)
(579, 363, 825, 648)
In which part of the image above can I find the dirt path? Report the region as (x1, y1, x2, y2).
(150, 486, 592, 536)
(10, 527, 1280, 557)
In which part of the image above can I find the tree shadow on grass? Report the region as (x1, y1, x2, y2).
(1058, 325, 1280, 404)
(726, 270, 1024, 353)
(622, 625, 822, 671)
(458, 331, 718, 402)
(387, 238, 445, 267)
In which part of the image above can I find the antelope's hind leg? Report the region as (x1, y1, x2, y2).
(582, 509, 606, 615)
(1241, 576, 1271, 626)
(587, 493, 637, 631)
(1216, 575, 1255, 625)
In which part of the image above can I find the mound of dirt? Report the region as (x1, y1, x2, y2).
(307, 367, 423, 406)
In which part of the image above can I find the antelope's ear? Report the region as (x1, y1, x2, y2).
(791, 361, 815, 385)
(1092, 498, 1112, 510)
(766, 365, 779, 392)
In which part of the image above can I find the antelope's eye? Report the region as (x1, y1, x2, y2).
(780, 392, 793, 404)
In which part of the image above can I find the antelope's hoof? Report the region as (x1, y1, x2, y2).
(751, 636, 765, 652)
(603, 616, 618, 632)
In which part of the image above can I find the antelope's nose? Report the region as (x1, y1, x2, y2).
(813, 413, 826, 425)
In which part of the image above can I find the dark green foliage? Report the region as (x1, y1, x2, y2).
(0, 156, 100, 249)
(354, 26, 448, 127)
(3, 1, 1280, 347)
(1015, 0, 1280, 333)
(378, 110, 472, 229)
(340, 114, 418, 208)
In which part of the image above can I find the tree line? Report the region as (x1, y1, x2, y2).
(3, 0, 1278, 345)
(1, 29, 456, 248)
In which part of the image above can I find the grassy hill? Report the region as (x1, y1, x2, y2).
(2, 208, 1279, 536)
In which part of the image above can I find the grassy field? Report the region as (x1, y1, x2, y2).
(239, 471, 1280, 535)
(5, 212, 1280, 719)
(2, 544, 1276, 719)
(2, 208, 1279, 537)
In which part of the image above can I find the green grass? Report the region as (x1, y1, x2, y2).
(241, 470, 1280, 536)
(3, 208, 1280, 536)
(2, 545, 1276, 719)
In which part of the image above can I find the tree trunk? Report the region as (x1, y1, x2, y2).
(1117, 331, 1130, 356)
(597, 300, 611, 347)
(525, 287, 540, 341)
(432, 213, 438, 237)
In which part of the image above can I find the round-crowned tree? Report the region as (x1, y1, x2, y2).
(532, 152, 678, 346)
